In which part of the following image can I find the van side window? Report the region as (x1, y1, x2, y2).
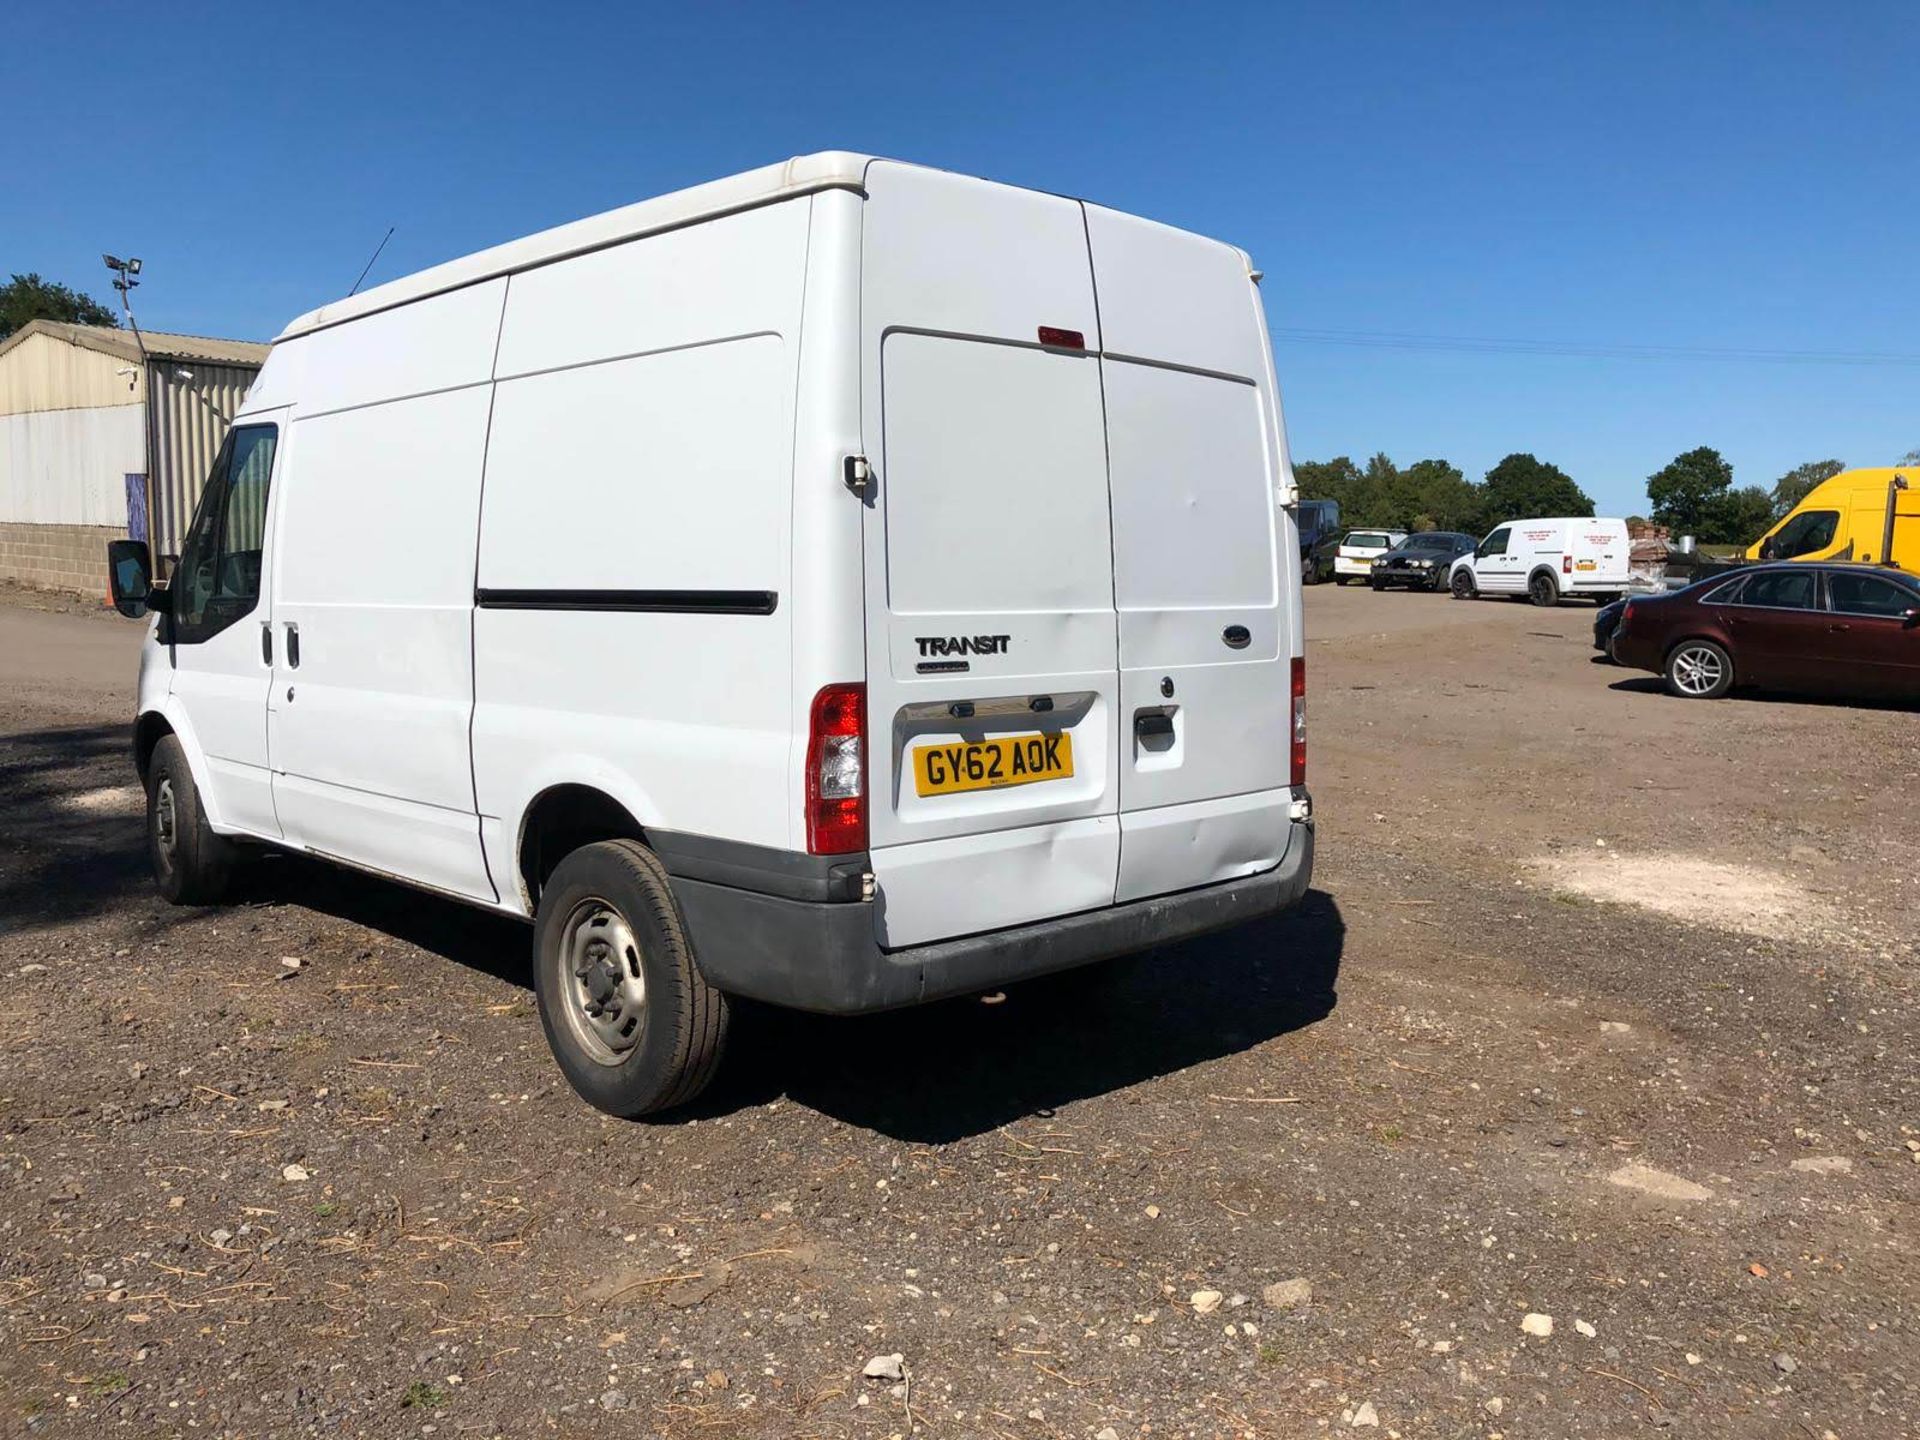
(171, 424, 278, 645)
(1737, 570, 1815, 610)
(1765, 509, 1839, 559)
(1827, 572, 1916, 617)
(1479, 528, 1510, 557)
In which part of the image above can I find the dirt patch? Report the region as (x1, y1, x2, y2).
(1527, 850, 1824, 938)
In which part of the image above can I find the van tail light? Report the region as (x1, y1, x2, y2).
(1562, 554, 1572, 574)
(806, 682, 867, 854)
(1290, 656, 1307, 787)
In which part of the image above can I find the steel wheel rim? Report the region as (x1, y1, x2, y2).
(154, 778, 178, 864)
(1671, 644, 1724, 696)
(555, 896, 648, 1066)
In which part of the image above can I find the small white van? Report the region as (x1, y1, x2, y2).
(1448, 516, 1630, 606)
(106, 154, 1315, 1116)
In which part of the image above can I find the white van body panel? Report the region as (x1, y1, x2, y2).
(264, 278, 505, 902)
(1084, 204, 1296, 901)
(146, 154, 1313, 1003)
(470, 198, 810, 865)
(858, 162, 1122, 946)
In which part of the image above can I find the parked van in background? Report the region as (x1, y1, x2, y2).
(1449, 516, 1630, 606)
(104, 154, 1316, 1117)
(1297, 498, 1341, 583)
(1744, 467, 1916, 574)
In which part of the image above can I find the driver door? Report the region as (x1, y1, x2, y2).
(1475, 526, 1520, 592)
(164, 414, 286, 839)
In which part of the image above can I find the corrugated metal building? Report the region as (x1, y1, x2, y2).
(0, 320, 267, 596)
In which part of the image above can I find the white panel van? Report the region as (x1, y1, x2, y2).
(104, 154, 1316, 1116)
(1448, 516, 1630, 606)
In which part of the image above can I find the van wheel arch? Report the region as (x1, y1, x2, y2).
(517, 784, 648, 910)
(134, 713, 176, 784)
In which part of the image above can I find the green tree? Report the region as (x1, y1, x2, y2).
(0, 272, 119, 340)
(1477, 453, 1593, 532)
(1646, 446, 1735, 538)
(1900, 449, 1920, 466)
(1770, 459, 1844, 518)
(1709, 486, 1776, 545)
(1293, 456, 1364, 523)
(1398, 458, 1478, 531)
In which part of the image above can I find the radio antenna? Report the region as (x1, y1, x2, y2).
(347, 226, 395, 296)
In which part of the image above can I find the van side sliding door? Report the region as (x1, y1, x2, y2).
(265, 284, 505, 903)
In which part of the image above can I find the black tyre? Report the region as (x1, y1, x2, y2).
(1529, 571, 1560, 607)
(1429, 571, 1448, 592)
(146, 735, 236, 905)
(1663, 638, 1733, 700)
(1450, 569, 1477, 600)
(1368, 575, 1384, 591)
(532, 839, 729, 1117)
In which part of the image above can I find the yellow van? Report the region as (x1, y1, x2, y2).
(1745, 467, 1918, 571)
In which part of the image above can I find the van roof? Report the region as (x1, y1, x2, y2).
(1804, 466, 1913, 496)
(277, 151, 875, 341)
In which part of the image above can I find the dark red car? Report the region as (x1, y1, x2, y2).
(1609, 563, 1920, 701)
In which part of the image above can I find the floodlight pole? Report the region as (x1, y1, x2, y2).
(105, 254, 161, 572)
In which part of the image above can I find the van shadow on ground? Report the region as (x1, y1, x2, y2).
(0, 722, 149, 937)
(240, 856, 1344, 1145)
(699, 890, 1345, 1144)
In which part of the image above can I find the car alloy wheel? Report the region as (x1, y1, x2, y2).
(1668, 642, 1727, 697)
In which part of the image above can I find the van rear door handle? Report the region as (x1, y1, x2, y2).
(1134, 711, 1175, 739)
(285, 622, 300, 668)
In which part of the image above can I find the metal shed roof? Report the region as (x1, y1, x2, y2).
(276, 151, 874, 342)
(0, 319, 269, 368)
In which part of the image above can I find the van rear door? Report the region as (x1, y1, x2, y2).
(858, 162, 1120, 949)
(1084, 207, 1297, 902)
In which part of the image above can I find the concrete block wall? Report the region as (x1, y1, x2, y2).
(0, 520, 124, 600)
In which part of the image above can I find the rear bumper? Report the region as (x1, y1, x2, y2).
(1334, 556, 1375, 576)
(673, 820, 1316, 1015)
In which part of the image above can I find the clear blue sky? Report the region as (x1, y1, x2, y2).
(8, 2, 1915, 515)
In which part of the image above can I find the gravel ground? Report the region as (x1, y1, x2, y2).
(1, 582, 1915, 1439)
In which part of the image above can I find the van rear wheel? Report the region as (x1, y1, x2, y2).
(146, 735, 236, 905)
(532, 839, 729, 1118)
(1529, 572, 1560, 607)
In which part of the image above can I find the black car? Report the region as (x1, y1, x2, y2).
(1369, 531, 1477, 591)
(1592, 595, 1628, 657)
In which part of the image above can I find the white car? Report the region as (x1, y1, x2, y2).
(103, 153, 1316, 1117)
(1334, 529, 1407, 584)
(1449, 516, 1631, 606)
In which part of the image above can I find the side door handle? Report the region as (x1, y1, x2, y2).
(260, 622, 273, 665)
(1828, 623, 1851, 633)
(284, 622, 300, 668)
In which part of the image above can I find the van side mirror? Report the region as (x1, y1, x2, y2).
(106, 539, 163, 619)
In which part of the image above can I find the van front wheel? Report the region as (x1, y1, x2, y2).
(146, 735, 236, 905)
(532, 839, 729, 1118)
(1450, 570, 1477, 600)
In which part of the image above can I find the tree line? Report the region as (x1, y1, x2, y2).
(1300, 446, 1920, 545)
(1294, 452, 1593, 537)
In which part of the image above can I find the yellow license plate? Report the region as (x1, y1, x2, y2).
(913, 733, 1074, 797)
